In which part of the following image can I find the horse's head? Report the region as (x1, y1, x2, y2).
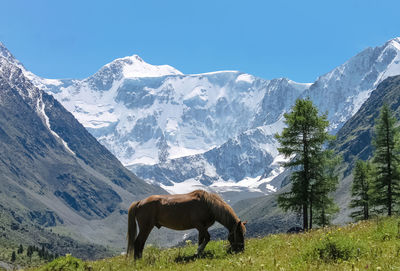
(228, 220, 247, 253)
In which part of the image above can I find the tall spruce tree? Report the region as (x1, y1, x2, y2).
(371, 104, 400, 216)
(350, 160, 372, 220)
(276, 98, 337, 230)
(311, 150, 340, 227)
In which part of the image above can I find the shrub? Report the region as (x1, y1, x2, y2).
(305, 232, 363, 263)
(37, 255, 89, 271)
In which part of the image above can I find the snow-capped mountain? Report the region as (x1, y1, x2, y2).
(34, 57, 309, 166)
(302, 37, 400, 132)
(142, 38, 400, 198)
(8, 38, 400, 199)
(129, 121, 286, 202)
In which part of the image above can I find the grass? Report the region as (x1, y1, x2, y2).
(28, 216, 400, 270)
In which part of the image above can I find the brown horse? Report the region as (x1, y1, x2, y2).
(127, 190, 247, 259)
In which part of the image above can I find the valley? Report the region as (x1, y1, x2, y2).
(1, 37, 400, 269)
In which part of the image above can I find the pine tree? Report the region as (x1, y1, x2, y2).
(276, 98, 337, 230)
(39, 245, 45, 258)
(371, 104, 400, 216)
(350, 160, 372, 220)
(311, 150, 340, 227)
(27, 246, 33, 258)
(17, 244, 23, 254)
(11, 251, 16, 262)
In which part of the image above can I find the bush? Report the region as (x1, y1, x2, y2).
(315, 239, 354, 262)
(37, 255, 89, 271)
(305, 231, 363, 263)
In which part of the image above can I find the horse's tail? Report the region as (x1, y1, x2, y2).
(127, 201, 139, 256)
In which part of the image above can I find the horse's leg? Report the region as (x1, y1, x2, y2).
(134, 224, 153, 259)
(196, 228, 210, 255)
(198, 230, 205, 247)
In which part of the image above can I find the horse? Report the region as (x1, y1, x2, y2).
(127, 189, 247, 259)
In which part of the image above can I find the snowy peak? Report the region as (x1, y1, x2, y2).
(0, 42, 12, 60)
(301, 36, 400, 132)
(0, 42, 20, 66)
(80, 54, 183, 92)
(385, 37, 400, 48)
(0, 42, 62, 93)
(100, 54, 182, 79)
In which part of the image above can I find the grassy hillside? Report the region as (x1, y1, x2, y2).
(0, 204, 113, 271)
(30, 216, 400, 271)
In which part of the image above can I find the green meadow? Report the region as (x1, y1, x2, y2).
(27, 216, 400, 271)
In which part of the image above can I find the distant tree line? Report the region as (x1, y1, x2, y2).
(11, 244, 58, 262)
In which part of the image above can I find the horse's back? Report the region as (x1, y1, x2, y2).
(136, 192, 213, 230)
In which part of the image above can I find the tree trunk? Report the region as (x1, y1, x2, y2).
(362, 178, 369, 220)
(309, 197, 313, 229)
(386, 119, 392, 216)
(303, 203, 308, 231)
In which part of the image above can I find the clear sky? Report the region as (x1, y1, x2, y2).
(1, 0, 400, 82)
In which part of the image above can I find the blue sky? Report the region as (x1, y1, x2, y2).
(1, 0, 400, 82)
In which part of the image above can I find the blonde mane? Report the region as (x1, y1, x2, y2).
(191, 190, 239, 230)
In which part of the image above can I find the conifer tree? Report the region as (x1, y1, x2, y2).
(371, 104, 400, 216)
(17, 244, 23, 254)
(311, 150, 340, 227)
(350, 160, 372, 220)
(276, 98, 338, 230)
(11, 251, 16, 262)
(27, 246, 33, 258)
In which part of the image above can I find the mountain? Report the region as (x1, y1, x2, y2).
(301, 38, 400, 133)
(35, 67, 308, 167)
(335, 74, 400, 173)
(329, 74, 400, 222)
(0, 43, 165, 254)
(132, 38, 400, 198)
(7, 38, 400, 201)
(218, 75, 400, 237)
(129, 122, 286, 203)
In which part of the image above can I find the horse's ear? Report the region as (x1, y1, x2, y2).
(242, 221, 247, 225)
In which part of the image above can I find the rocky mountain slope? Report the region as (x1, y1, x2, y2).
(335, 74, 400, 173)
(0, 45, 165, 253)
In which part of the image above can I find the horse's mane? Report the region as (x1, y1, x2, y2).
(191, 190, 240, 230)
